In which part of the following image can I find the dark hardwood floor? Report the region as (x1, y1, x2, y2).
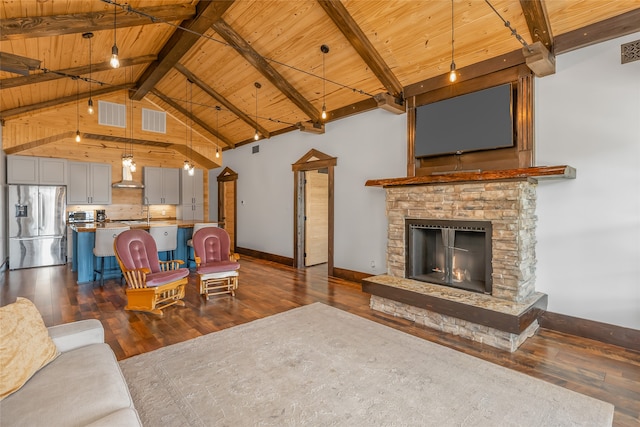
(1, 256, 639, 426)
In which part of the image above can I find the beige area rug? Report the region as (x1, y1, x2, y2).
(119, 303, 614, 426)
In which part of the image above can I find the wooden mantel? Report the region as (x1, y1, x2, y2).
(365, 165, 576, 187)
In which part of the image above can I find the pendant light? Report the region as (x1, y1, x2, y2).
(449, 0, 457, 83)
(215, 105, 221, 159)
(83, 32, 94, 114)
(110, 4, 120, 69)
(320, 44, 329, 121)
(183, 79, 191, 171)
(188, 80, 195, 176)
(75, 79, 81, 143)
(253, 82, 261, 141)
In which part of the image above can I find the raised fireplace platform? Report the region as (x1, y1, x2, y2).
(363, 275, 548, 352)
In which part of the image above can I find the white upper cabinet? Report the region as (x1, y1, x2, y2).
(143, 167, 180, 205)
(7, 155, 67, 185)
(67, 162, 112, 205)
(180, 168, 204, 205)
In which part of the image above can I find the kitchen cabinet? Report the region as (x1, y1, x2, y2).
(67, 161, 112, 205)
(143, 167, 180, 205)
(177, 168, 204, 220)
(177, 203, 204, 221)
(7, 155, 67, 185)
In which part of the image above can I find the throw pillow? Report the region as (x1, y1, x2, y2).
(0, 297, 59, 400)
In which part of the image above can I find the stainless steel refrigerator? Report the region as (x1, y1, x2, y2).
(9, 185, 67, 270)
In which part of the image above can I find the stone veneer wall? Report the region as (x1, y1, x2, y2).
(386, 180, 537, 303)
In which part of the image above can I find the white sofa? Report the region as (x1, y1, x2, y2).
(0, 319, 142, 426)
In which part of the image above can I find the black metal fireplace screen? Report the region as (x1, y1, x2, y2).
(405, 219, 492, 294)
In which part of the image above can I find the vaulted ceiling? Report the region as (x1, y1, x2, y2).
(1, 0, 639, 167)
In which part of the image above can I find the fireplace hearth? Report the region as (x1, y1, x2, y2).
(406, 219, 492, 295)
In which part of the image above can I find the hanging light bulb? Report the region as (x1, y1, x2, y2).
(449, 62, 457, 83)
(215, 106, 221, 159)
(254, 82, 261, 140)
(75, 79, 81, 143)
(110, 5, 120, 68)
(320, 44, 329, 121)
(129, 161, 136, 173)
(448, 0, 457, 84)
(188, 164, 195, 176)
(83, 32, 95, 114)
(183, 159, 190, 170)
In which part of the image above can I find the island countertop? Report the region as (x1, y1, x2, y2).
(70, 220, 206, 232)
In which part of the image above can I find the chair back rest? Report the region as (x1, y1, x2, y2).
(114, 229, 161, 273)
(193, 227, 231, 264)
(148, 225, 178, 252)
(94, 226, 130, 257)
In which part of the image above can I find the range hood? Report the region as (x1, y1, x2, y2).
(112, 166, 144, 189)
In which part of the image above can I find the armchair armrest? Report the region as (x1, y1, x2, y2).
(122, 267, 151, 289)
(159, 259, 185, 271)
(47, 319, 104, 353)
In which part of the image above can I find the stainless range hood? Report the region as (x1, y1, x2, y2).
(112, 166, 144, 189)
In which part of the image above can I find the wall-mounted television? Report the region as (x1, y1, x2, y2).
(414, 83, 514, 158)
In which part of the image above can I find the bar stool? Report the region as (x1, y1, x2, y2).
(187, 223, 218, 267)
(93, 226, 130, 287)
(149, 225, 178, 261)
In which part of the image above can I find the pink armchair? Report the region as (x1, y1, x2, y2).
(114, 229, 189, 316)
(192, 227, 240, 300)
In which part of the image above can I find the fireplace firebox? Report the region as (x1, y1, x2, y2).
(406, 219, 492, 294)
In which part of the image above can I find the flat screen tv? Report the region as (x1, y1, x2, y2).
(414, 83, 514, 158)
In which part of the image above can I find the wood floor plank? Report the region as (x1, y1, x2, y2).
(1, 256, 638, 426)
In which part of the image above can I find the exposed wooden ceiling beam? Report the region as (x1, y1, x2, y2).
(168, 143, 220, 169)
(82, 133, 172, 147)
(519, 0, 554, 51)
(554, 8, 640, 54)
(149, 89, 234, 148)
(130, 0, 234, 101)
(317, 0, 403, 100)
(0, 4, 196, 41)
(0, 52, 41, 76)
(174, 63, 271, 138)
(0, 83, 133, 120)
(0, 55, 157, 90)
(3, 131, 74, 155)
(212, 18, 321, 123)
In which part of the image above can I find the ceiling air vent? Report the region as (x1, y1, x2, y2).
(142, 108, 166, 133)
(98, 101, 126, 128)
(621, 40, 640, 64)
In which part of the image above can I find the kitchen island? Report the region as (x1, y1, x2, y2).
(69, 220, 205, 284)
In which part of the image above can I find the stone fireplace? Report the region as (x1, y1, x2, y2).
(362, 167, 575, 352)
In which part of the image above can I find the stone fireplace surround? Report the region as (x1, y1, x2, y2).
(362, 166, 575, 352)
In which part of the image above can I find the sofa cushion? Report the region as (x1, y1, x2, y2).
(0, 298, 59, 400)
(0, 343, 135, 426)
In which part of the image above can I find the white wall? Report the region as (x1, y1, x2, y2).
(0, 126, 6, 271)
(210, 108, 406, 274)
(535, 32, 640, 330)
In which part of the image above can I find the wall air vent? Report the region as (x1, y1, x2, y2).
(98, 101, 126, 128)
(142, 108, 166, 133)
(621, 40, 640, 64)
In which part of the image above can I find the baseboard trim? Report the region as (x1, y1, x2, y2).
(540, 311, 639, 352)
(332, 267, 373, 284)
(235, 247, 293, 267)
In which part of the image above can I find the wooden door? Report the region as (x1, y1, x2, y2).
(304, 170, 328, 266)
(223, 180, 236, 251)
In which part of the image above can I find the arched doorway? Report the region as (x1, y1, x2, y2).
(292, 149, 336, 275)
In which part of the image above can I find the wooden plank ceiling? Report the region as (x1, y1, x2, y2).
(1, 0, 639, 166)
